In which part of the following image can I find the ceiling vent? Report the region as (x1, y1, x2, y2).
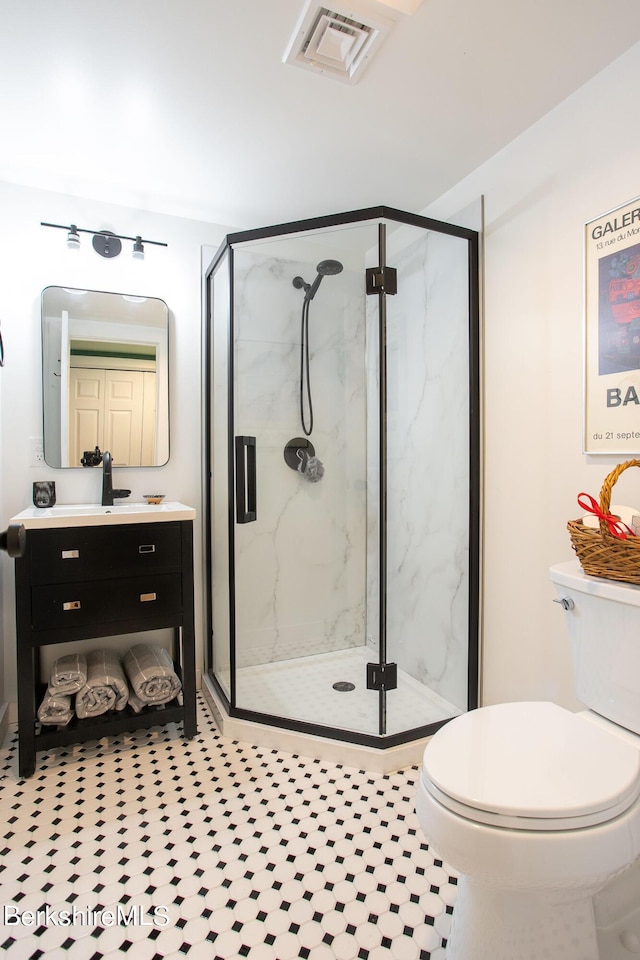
(283, 2, 397, 84)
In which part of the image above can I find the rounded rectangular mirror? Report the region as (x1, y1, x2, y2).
(42, 286, 169, 468)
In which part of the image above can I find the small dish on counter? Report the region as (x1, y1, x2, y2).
(143, 494, 166, 505)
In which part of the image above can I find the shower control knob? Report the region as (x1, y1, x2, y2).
(553, 597, 574, 611)
(0, 523, 26, 558)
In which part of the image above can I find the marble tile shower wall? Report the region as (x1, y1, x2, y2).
(366, 231, 470, 712)
(232, 251, 368, 668)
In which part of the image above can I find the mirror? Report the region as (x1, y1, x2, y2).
(42, 286, 169, 468)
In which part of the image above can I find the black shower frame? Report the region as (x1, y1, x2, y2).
(203, 205, 480, 750)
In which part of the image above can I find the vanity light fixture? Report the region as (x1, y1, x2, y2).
(66, 224, 81, 250)
(41, 221, 167, 259)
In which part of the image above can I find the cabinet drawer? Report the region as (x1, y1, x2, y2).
(29, 523, 182, 584)
(31, 574, 182, 631)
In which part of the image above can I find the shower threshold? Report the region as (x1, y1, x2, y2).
(203, 646, 461, 774)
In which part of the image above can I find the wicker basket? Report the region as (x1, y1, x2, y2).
(568, 459, 640, 584)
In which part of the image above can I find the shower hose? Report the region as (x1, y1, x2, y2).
(300, 297, 313, 436)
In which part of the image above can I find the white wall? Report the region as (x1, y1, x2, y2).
(0, 181, 228, 710)
(425, 41, 640, 711)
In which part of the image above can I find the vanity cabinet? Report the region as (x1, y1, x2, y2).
(12, 508, 197, 778)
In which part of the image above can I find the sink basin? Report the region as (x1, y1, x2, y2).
(10, 501, 196, 529)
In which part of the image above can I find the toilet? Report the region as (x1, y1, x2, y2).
(416, 560, 640, 960)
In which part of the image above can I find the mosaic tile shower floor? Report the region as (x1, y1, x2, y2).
(218, 646, 460, 738)
(0, 696, 457, 959)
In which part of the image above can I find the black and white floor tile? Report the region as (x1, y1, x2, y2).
(0, 696, 457, 959)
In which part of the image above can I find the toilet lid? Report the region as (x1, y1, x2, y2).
(422, 702, 640, 830)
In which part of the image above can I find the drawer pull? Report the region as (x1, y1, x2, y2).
(61, 550, 80, 559)
(140, 592, 157, 602)
(63, 600, 81, 611)
(139, 544, 156, 554)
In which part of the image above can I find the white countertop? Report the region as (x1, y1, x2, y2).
(10, 501, 196, 529)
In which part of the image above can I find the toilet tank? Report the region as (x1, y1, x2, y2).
(550, 560, 640, 736)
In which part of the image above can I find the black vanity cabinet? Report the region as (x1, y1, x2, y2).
(12, 510, 197, 778)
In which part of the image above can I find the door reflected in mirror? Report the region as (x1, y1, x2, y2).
(42, 286, 170, 468)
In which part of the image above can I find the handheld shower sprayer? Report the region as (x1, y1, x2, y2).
(292, 259, 344, 302)
(292, 258, 344, 436)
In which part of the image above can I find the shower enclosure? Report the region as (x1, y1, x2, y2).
(204, 206, 480, 750)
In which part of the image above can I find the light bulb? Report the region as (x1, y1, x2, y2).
(67, 225, 80, 250)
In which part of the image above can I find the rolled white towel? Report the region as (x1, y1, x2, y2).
(48, 652, 87, 696)
(123, 643, 182, 709)
(75, 649, 128, 719)
(37, 690, 73, 726)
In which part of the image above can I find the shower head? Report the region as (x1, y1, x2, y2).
(292, 258, 344, 301)
(317, 259, 343, 277)
(304, 258, 344, 301)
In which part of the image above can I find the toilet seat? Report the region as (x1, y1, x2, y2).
(422, 701, 640, 831)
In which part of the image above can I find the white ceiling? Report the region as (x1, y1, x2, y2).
(2, 0, 640, 231)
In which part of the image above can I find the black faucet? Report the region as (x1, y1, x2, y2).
(101, 451, 132, 506)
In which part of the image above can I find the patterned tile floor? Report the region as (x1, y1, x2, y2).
(0, 695, 457, 959)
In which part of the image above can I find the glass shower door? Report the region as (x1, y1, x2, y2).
(229, 224, 381, 737)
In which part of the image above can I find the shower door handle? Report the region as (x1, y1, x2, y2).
(235, 436, 257, 523)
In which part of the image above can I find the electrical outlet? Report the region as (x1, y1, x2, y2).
(30, 437, 45, 466)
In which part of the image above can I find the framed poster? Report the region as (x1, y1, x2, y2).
(585, 196, 640, 453)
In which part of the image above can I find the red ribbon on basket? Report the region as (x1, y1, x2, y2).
(577, 492, 635, 540)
